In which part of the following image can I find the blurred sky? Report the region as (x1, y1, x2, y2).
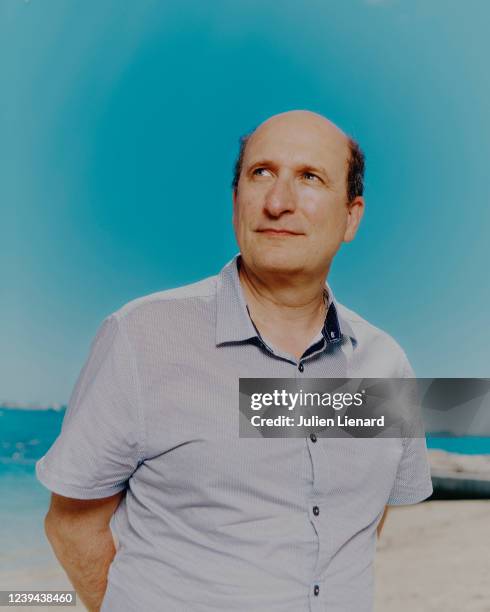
(1, 0, 489, 405)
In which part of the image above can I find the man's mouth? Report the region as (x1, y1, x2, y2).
(257, 229, 303, 236)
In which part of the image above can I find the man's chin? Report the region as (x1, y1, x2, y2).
(250, 251, 307, 275)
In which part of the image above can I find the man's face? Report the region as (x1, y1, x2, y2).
(232, 111, 363, 278)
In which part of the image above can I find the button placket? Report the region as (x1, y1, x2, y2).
(306, 430, 325, 610)
(306, 429, 329, 610)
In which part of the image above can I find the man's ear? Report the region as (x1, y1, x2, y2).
(232, 189, 237, 226)
(343, 196, 365, 243)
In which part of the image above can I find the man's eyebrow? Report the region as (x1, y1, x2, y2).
(246, 159, 279, 171)
(246, 159, 333, 186)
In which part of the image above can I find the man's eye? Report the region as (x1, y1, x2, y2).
(303, 172, 319, 181)
(252, 168, 270, 177)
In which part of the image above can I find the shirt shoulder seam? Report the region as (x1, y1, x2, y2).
(113, 282, 218, 320)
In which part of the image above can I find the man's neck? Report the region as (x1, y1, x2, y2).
(237, 257, 329, 360)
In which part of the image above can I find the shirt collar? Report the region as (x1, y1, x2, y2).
(215, 254, 356, 347)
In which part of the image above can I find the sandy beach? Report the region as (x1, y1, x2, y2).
(1, 500, 488, 611)
(375, 500, 490, 611)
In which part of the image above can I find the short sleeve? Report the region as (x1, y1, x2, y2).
(387, 349, 433, 505)
(35, 314, 144, 499)
(387, 436, 433, 505)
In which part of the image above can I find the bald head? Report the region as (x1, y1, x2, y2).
(232, 110, 364, 203)
(250, 110, 349, 152)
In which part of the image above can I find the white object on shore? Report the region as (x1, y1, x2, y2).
(429, 449, 490, 476)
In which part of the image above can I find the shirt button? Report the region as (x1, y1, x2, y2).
(310, 433, 317, 443)
(313, 505, 320, 516)
(298, 363, 304, 372)
(314, 585, 320, 596)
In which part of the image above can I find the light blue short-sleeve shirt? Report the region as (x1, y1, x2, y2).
(36, 254, 433, 612)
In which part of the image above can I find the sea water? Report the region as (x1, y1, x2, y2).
(426, 435, 490, 454)
(0, 408, 65, 575)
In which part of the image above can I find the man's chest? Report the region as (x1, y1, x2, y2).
(131, 342, 402, 535)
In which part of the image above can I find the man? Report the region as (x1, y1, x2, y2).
(37, 110, 433, 611)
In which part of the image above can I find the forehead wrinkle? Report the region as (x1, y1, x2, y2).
(247, 122, 349, 165)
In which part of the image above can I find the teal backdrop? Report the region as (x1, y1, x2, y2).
(2, 0, 489, 406)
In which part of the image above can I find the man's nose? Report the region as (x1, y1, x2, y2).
(263, 175, 297, 217)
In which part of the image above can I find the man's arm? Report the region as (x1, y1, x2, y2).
(44, 491, 125, 612)
(377, 506, 389, 538)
